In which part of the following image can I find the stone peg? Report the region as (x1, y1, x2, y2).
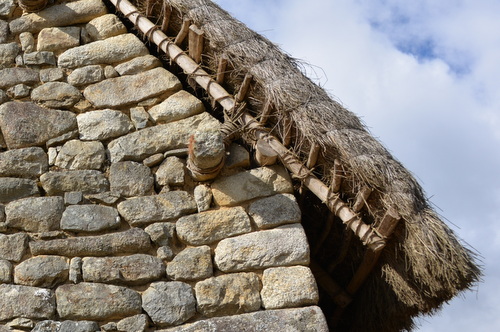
(19, 0, 48, 12)
(187, 130, 225, 181)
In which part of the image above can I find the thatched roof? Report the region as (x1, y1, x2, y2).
(122, 0, 481, 330)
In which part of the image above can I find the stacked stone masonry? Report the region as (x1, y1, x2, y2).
(0, 1, 328, 331)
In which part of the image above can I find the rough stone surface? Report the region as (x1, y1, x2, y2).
(31, 82, 82, 109)
(0, 19, 8, 43)
(56, 282, 142, 320)
(130, 106, 150, 130)
(84, 67, 181, 108)
(9, 0, 108, 34)
(84, 191, 120, 206)
(0, 178, 39, 204)
(0, 1, 15, 19)
(69, 257, 82, 284)
(0, 101, 76, 149)
(143, 153, 164, 167)
(46, 129, 79, 148)
(261, 266, 319, 309)
(142, 281, 196, 327)
(0, 284, 56, 321)
(23, 51, 57, 66)
(156, 156, 185, 186)
(195, 273, 261, 318)
(40, 170, 109, 195)
(19, 32, 35, 52)
(116, 314, 149, 332)
(0, 147, 48, 178)
(115, 54, 161, 76)
(64, 191, 83, 205)
(77, 109, 133, 141)
(108, 112, 220, 162)
(248, 193, 301, 229)
(158, 306, 329, 332)
(5, 197, 64, 233)
(58, 34, 149, 68)
(177, 207, 252, 246)
(86, 14, 127, 41)
(0, 67, 39, 89)
(67, 65, 104, 86)
(0, 259, 12, 283)
(188, 130, 225, 170)
(30, 228, 152, 257)
(117, 191, 196, 226)
(148, 90, 205, 124)
(225, 143, 251, 169)
(0, 42, 19, 68)
(14, 256, 69, 288)
(214, 224, 310, 272)
(6, 317, 35, 329)
(7, 83, 30, 99)
(109, 161, 154, 197)
(82, 254, 164, 285)
(144, 222, 176, 248)
(32, 320, 100, 332)
(212, 166, 293, 206)
(60, 204, 120, 233)
(0, 88, 7, 104)
(40, 68, 64, 83)
(37, 27, 80, 52)
(55, 140, 105, 170)
(194, 184, 212, 212)
(166, 246, 212, 281)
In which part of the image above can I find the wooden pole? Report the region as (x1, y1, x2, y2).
(235, 73, 253, 103)
(161, 4, 172, 32)
(215, 56, 228, 84)
(259, 98, 272, 125)
(352, 186, 372, 212)
(188, 24, 204, 63)
(331, 159, 343, 193)
(255, 138, 278, 166)
(174, 18, 191, 45)
(306, 142, 321, 169)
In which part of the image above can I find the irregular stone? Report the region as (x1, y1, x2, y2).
(30, 228, 152, 257)
(117, 314, 149, 332)
(84, 191, 120, 206)
(0, 67, 39, 89)
(6, 317, 35, 329)
(58, 33, 149, 68)
(31, 82, 82, 109)
(226, 143, 251, 169)
(108, 112, 220, 162)
(104, 64, 118, 78)
(40, 170, 109, 195)
(115, 54, 161, 76)
(0, 20, 8, 43)
(33, 320, 101, 332)
(156, 156, 185, 186)
(0, 284, 56, 321)
(177, 207, 251, 246)
(101, 322, 117, 331)
(86, 14, 127, 41)
(248, 193, 301, 229)
(23, 51, 56, 66)
(0, 101, 77, 149)
(0, 0, 15, 19)
(19, 32, 35, 52)
(72, 99, 93, 113)
(54, 140, 105, 170)
(143, 153, 164, 167)
(64, 191, 83, 205)
(60, 204, 120, 233)
(5, 196, 64, 233)
(109, 161, 154, 197)
(69, 257, 82, 284)
(166, 245, 212, 281)
(195, 272, 261, 318)
(0, 178, 39, 203)
(214, 224, 310, 272)
(14, 255, 69, 288)
(77, 109, 133, 141)
(46, 129, 79, 147)
(117, 191, 197, 227)
(212, 165, 293, 206)
(0, 89, 7, 104)
(144, 222, 177, 247)
(9, 0, 108, 34)
(158, 306, 329, 332)
(47, 147, 58, 166)
(0, 259, 12, 283)
(84, 67, 181, 108)
(0, 42, 19, 68)
(157, 246, 175, 260)
(82, 254, 164, 285)
(194, 184, 212, 212)
(130, 106, 150, 129)
(0, 147, 48, 178)
(149, 90, 205, 124)
(37, 27, 80, 52)
(56, 282, 142, 320)
(0, 204, 4, 222)
(142, 281, 196, 327)
(39, 67, 64, 83)
(67, 65, 104, 86)
(261, 266, 319, 309)
(7, 84, 30, 99)
(31, 320, 60, 332)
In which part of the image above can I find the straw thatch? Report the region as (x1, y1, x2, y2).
(122, 0, 481, 330)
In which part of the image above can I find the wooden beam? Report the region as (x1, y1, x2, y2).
(306, 142, 321, 169)
(235, 73, 253, 103)
(174, 18, 191, 46)
(282, 115, 292, 147)
(376, 207, 401, 238)
(215, 56, 228, 84)
(255, 138, 278, 166)
(259, 98, 272, 125)
(161, 4, 171, 32)
(188, 24, 204, 63)
(352, 186, 372, 212)
(310, 260, 352, 308)
(331, 159, 343, 193)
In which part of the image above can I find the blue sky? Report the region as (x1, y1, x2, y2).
(214, 0, 500, 331)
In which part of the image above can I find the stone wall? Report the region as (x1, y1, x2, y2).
(0, 1, 328, 331)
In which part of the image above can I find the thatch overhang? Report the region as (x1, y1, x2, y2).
(111, 0, 481, 330)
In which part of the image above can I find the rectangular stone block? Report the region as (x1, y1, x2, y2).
(0, 284, 56, 321)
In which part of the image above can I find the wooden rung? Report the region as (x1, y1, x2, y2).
(352, 186, 372, 212)
(306, 142, 321, 169)
(282, 115, 292, 147)
(310, 260, 352, 308)
(255, 138, 278, 166)
(174, 18, 191, 46)
(259, 99, 272, 125)
(376, 207, 401, 238)
(215, 56, 228, 84)
(188, 24, 204, 63)
(146, 0, 156, 16)
(331, 159, 343, 193)
(235, 73, 253, 103)
(161, 4, 171, 32)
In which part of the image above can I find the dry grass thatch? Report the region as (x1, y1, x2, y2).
(124, 0, 481, 330)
